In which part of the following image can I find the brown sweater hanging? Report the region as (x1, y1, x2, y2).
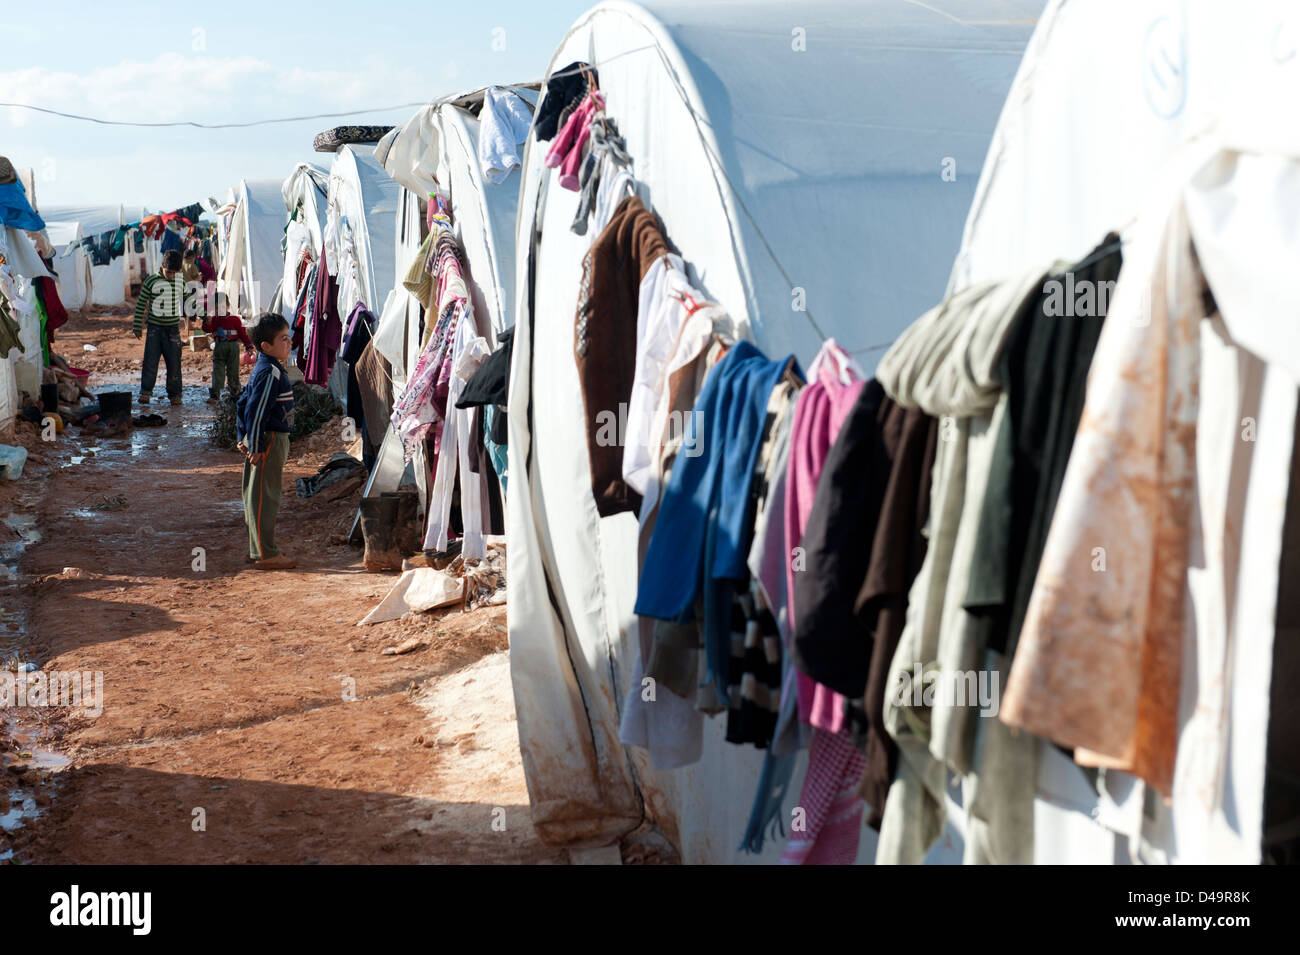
(574, 194, 671, 517)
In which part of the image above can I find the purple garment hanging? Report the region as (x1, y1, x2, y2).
(304, 245, 341, 386)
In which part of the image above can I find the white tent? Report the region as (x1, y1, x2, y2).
(1, 226, 56, 420)
(375, 84, 540, 368)
(40, 204, 128, 307)
(325, 146, 401, 323)
(279, 163, 330, 325)
(320, 145, 401, 403)
(218, 179, 288, 319)
(505, 0, 1038, 863)
(43, 220, 92, 312)
(358, 86, 539, 517)
(929, 0, 1300, 865)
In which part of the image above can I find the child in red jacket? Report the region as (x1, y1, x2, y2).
(203, 293, 254, 402)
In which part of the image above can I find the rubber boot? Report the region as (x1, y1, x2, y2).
(394, 486, 424, 558)
(360, 494, 402, 571)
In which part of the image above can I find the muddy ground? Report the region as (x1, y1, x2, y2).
(0, 304, 567, 864)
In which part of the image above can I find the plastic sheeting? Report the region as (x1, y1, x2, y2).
(505, 0, 1037, 863)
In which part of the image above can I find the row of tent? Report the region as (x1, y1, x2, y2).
(193, 0, 1300, 864)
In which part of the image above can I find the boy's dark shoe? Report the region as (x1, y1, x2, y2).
(138, 394, 151, 405)
(170, 396, 183, 407)
(254, 554, 297, 570)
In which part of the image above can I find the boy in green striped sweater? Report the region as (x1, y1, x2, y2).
(132, 249, 186, 406)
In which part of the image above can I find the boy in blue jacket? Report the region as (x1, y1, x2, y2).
(236, 312, 297, 570)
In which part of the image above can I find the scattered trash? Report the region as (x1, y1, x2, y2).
(0, 446, 28, 480)
(132, 413, 167, 428)
(92, 494, 128, 512)
(359, 568, 463, 625)
(296, 453, 366, 499)
(17, 662, 38, 674)
(381, 637, 425, 656)
(83, 344, 97, 351)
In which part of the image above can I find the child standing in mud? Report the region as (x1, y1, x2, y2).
(236, 312, 296, 570)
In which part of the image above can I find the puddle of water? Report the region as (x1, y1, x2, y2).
(0, 716, 69, 848)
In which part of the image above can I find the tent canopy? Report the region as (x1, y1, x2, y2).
(505, 0, 1039, 864)
(219, 179, 290, 318)
(375, 84, 539, 354)
(39, 204, 123, 243)
(326, 145, 401, 320)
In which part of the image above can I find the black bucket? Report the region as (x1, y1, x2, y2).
(40, 383, 59, 413)
(98, 391, 132, 420)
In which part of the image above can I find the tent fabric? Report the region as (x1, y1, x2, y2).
(90, 257, 126, 306)
(2, 227, 55, 401)
(53, 241, 92, 311)
(374, 86, 539, 360)
(946, 0, 1300, 865)
(280, 163, 330, 324)
(41, 205, 128, 308)
(505, 0, 1037, 864)
(357, 87, 536, 535)
(39, 204, 124, 242)
(326, 146, 400, 325)
(218, 179, 287, 318)
(323, 146, 401, 404)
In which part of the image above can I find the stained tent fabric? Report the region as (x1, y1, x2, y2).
(940, 0, 1300, 865)
(505, 0, 1038, 864)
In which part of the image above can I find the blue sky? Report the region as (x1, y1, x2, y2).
(2, 0, 597, 211)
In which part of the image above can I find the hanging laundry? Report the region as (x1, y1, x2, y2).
(779, 729, 867, 865)
(534, 62, 597, 142)
(424, 310, 492, 558)
(621, 321, 739, 770)
(33, 276, 68, 334)
(0, 173, 44, 232)
(479, 87, 534, 185)
(1001, 211, 1199, 797)
(792, 381, 938, 830)
(303, 245, 342, 386)
(340, 303, 377, 450)
(354, 339, 392, 471)
(726, 377, 801, 748)
(544, 90, 606, 191)
(949, 238, 1121, 863)
(622, 253, 694, 497)
(635, 340, 799, 705)
(783, 340, 864, 734)
(871, 265, 1049, 865)
(0, 293, 23, 359)
(574, 195, 670, 517)
(572, 115, 633, 235)
(775, 341, 868, 865)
